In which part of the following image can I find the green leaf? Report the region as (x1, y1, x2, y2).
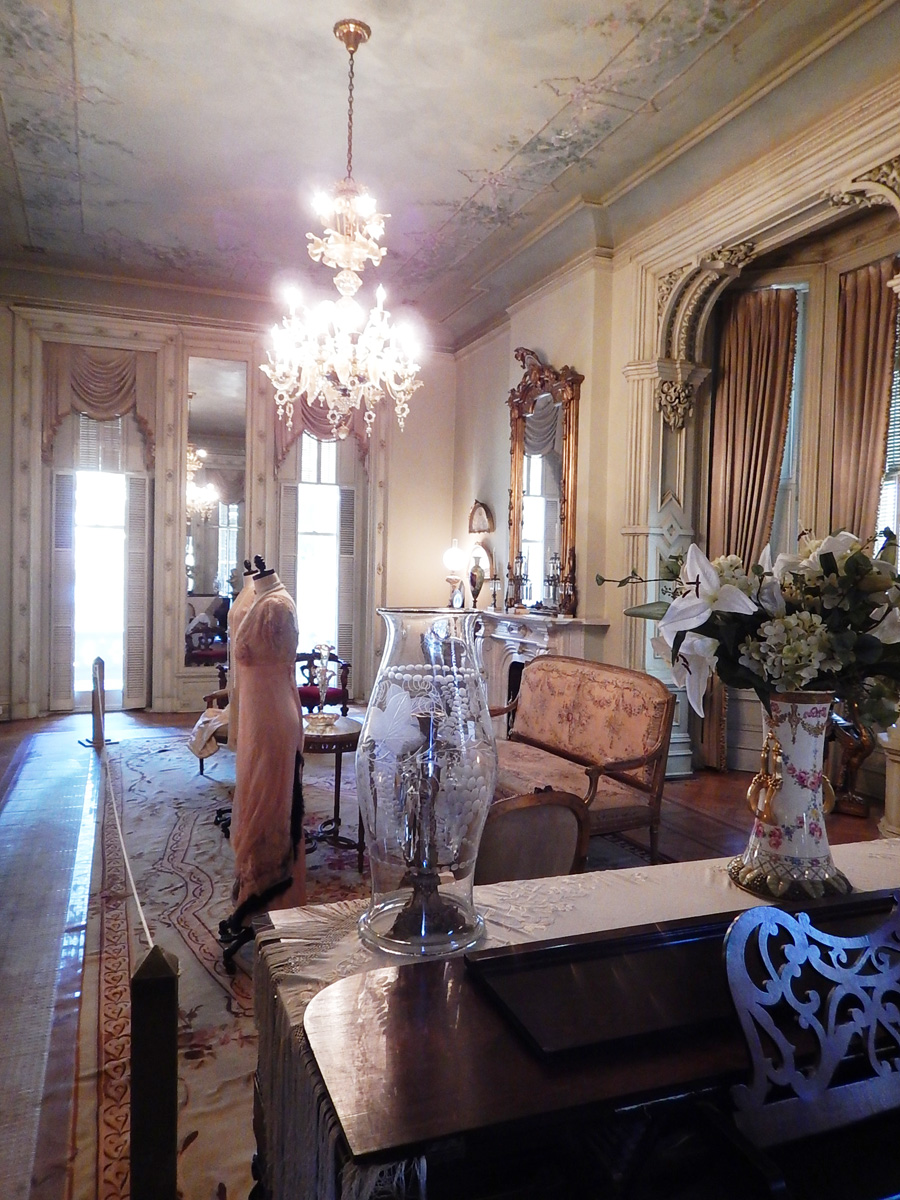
(623, 601, 670, 620)
(819, 551, 839, 578)
(595, 574, 606, 586)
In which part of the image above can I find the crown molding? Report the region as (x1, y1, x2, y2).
(620, 74, 900, 271)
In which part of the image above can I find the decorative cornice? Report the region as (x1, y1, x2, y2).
(655, 379, 695, 430)
(828, 154, 900, 220)
(702, 241, 756, 268)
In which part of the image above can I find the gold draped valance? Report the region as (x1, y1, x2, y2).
(273, 394, 369, 470)
(42, 342, 157, 470)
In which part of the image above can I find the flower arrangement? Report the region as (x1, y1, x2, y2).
(597, 531, 900, 727)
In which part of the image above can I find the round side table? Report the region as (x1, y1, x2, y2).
(303, 716, 364, 873)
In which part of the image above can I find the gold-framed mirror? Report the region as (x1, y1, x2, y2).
(507, 346, 582, 615)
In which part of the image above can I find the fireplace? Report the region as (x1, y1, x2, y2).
(477, 612, 609, 737)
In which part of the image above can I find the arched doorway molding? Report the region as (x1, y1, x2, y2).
(619, 136, 900, 682)
(612, 76, 900, 773)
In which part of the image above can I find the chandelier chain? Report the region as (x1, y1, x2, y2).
(346, 46, 356, 180)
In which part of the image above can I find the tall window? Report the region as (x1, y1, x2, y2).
(73, 415, 126, 697)
(216, 502, 241, 595)
(297, 433, 340, 650)
(876, 307, 900, 539)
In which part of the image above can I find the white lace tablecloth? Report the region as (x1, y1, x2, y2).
(253, 841, 900, 1200)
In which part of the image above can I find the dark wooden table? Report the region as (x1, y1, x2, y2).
(303, 716, 364, 872)
(304, 912, 751, 1165)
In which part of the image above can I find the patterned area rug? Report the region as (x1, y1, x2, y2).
(72, 736, 369, 1200)
(72, 736, 667, 1200)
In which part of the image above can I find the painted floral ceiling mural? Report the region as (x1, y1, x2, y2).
(0, 0, 892, 344)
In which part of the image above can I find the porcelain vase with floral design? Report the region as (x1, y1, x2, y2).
(355, 609, 498, 955)
(728, 692, 851, 900)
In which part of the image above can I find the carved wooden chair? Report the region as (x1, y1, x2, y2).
(296, 651, 351, 716)
(474, 790, 590, 885)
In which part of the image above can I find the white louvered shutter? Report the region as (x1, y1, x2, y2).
(279, 482, 299, 603)
(337, 486, 355, 663)
(49, 471, 76, 711)
(122, 473, 150, 709)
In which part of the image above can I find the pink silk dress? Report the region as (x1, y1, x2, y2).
(226, 577, 256, 752)
(230, 572, 306, 915)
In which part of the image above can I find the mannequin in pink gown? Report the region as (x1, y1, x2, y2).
(225, 559, 256, 753)
(224, 560, 306, 945)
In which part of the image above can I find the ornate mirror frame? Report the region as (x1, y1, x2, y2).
(507, 346, 582, 615)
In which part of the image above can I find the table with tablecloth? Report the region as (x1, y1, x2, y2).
(253, 839, 900, 1200)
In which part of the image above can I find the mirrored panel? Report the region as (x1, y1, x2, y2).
(185, 357, 247, 668)
(507, 347, 582, 615)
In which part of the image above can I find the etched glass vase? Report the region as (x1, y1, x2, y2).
(728, 691, 852, 900)
(355, 609, 498, 955)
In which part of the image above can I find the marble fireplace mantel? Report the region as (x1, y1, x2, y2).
(477, 610, 609, 718)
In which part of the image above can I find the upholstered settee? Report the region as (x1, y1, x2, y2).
(490, 655, 676, 863)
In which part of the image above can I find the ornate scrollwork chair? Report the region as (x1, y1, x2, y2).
(620, 899, 900, 1200)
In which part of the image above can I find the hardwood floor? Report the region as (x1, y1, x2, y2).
(646, 768, 884, 862)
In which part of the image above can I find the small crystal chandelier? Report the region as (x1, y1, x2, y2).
(185, 443, 219, 521)
(261, 19, 422, 437)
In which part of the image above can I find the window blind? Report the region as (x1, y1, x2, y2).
(884, 306, 900, 478)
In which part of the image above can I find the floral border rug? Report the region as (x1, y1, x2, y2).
(70, 736, 369, 1200)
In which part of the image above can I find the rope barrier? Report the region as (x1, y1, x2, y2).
(100, 739, 154, 950)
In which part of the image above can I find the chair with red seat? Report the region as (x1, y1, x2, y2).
(296, 650, 351, 717)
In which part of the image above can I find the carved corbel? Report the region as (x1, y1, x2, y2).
(655, 379, 695, 430)
(652, 361, 711, 430)
(828, 154, 900, 220)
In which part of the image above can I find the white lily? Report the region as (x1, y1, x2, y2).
(652, 630, 719, 717)
(798, 530, 861, 575)
(658, 544, 758, 638)
(755, 545, 785, 616)
(870, 604, 900, 644)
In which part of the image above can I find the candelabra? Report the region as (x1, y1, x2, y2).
(505, 553, 530, 610)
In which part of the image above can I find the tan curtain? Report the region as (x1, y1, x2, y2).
(701, 287, 798, 769)
(273, 396, 369, 470)
(42, 342, 156, 469)
(830, 255, 899, 539)
(708, 287, 798, 566)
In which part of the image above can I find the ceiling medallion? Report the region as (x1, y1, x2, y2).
(261, 19, 422, 437)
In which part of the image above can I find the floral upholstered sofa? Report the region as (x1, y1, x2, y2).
(490, 655, 676, 863)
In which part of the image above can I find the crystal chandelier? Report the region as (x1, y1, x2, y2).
(185, 443, 219, 521)
(261, 19, 422, 437)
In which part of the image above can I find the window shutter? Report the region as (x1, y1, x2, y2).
(123, 473, 150, 709)
(337, 486, 355, 662)
(280, 482, 299, 603)
(49, 471, 76, 711)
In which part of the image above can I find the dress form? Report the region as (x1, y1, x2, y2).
(226, 558, 256, 752)
(228, 566, 306, 922)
